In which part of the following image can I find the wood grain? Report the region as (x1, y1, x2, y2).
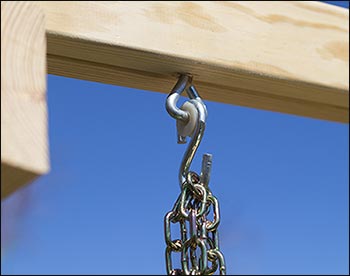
(1, 2, 48, 198)
(37, 1, 348, 122)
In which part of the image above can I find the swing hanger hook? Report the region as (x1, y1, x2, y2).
(166, 74, 211, 187)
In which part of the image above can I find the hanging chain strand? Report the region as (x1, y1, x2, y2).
(164, 171, 226, 275)
(164, 75, 226, 275)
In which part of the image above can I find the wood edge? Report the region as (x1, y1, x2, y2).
(1, 162, 42, 199)
(48, 53, 349, 123)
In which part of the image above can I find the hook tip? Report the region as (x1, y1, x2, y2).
(177, 135, 187, 144)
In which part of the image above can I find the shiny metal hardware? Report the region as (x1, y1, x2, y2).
(164, 74, 226, 275)
(165, 74, 210, 188)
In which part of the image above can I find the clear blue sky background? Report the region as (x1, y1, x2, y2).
(1, 1, 349, 275)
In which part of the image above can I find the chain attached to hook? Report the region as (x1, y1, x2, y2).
(164, 74, 226, 275)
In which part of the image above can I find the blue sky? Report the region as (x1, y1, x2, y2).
(324, 1, 349, 7)
(1, 1, 349, 275)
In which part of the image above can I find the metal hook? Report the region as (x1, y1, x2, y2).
(166, 74, 211, 187)
(165, 74, 192, 122)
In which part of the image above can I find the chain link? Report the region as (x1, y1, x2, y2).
(164, 171, 226, 275)
(165, 74, 226, 274)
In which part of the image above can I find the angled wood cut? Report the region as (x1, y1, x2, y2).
(1, 2, 48, 198)
(37, 1, 349, 122)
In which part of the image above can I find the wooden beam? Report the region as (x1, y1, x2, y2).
(37, 1, 348, 122)
(1, 2, 48, 198)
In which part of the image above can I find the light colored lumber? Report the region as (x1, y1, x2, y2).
(38, 1, 348, 122)
(1, 1, 48, 198)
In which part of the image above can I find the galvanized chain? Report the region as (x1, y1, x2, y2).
(164, 75, 226, 275)
(165, 170, 226, 275)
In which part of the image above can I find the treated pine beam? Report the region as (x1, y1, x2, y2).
(1, 2, 48, 198)
(38, 1, 349, 122)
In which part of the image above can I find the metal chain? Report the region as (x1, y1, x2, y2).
(164, 171, 226, 275)
(164, 74, 226, 275)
